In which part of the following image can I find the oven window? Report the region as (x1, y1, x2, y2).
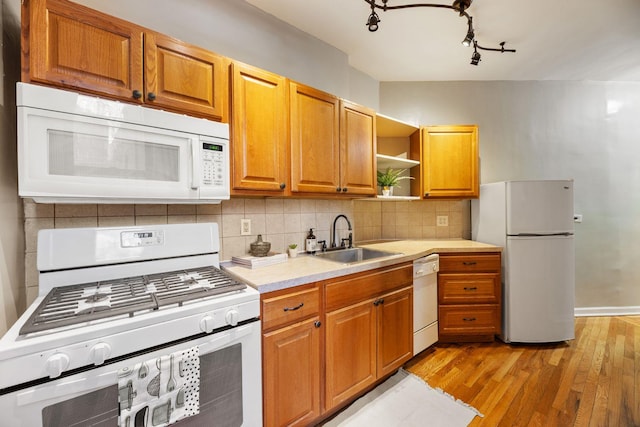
(179, 343, 243, 426)
(42, 385, 118, 427)
(41, 343, 243, 427)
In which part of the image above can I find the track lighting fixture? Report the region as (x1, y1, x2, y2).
(461, 16, 474, 47)
(363, 0, 516, 66)
(366, 4, 381, 32)
(470, 42, 481, 65)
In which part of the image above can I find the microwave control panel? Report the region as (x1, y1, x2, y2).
(201, 142, 225, 187)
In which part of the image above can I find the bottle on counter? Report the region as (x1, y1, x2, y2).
(305, 228, 317, 254)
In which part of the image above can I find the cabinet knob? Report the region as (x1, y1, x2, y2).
(132, 90, 142, 99)
(279, 183, 286, 190)
(373, 298, 385, 306)
(147, 92, 157, 101)
(336, 187, 341, 192)
(342, 187, 348, 192)
(314, 321, 322, 328)
(424, 193, 430, 198)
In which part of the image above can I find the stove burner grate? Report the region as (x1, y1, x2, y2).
(19, 266, 246, 335)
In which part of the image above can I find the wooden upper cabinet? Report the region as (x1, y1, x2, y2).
(144, 32, 227, 121)
(340, 100, 377, 196)
(419, 125, 479, 198)
(289, 82, 376, 196)
(230, 62, 289, 194)
(23, 0, 144, 100)
(290, 82, 341, 194)
(22, 0, 227, 121)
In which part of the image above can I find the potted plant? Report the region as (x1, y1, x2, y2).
(287, 243, 298, 258)
(377, 167, 413, 196)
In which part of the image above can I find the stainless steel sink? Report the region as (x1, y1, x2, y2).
(313, 247, 401, 264)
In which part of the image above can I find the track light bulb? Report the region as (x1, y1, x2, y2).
(470, 50, 481, 65)
(462, 29, 474, 46)
(367, 11, 380, 31)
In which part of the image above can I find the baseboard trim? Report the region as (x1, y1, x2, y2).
(575, 306, 640, 317)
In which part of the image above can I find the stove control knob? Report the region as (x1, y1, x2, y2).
(89, 342, 112, 365)
(225, 309, 239, 327)
(200, 315, 215, 334)
(45, 353, 70, 378)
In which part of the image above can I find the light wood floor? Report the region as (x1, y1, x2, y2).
(405, 316, 640, 427)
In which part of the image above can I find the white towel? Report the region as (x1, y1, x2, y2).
(118, 347, 200, 427)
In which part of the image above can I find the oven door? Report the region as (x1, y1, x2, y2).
(0, 321, 261, 427)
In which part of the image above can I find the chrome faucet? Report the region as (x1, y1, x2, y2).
(331, 214, 353, 249)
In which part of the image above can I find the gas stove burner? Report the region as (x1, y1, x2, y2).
(85, 293, 110, 303)
(19, 266, 246, 335)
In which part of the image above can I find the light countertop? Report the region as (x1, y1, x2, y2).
(221, 239, 501, 294)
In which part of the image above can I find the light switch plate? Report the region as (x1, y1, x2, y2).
(436, 215, 449, 227)
(240, 219, 251, 235)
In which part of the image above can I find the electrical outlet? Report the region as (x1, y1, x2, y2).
(436, 215, 449, 227)
(240, 219, 251, 236)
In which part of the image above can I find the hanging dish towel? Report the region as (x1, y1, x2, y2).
(118, 347, 200, 427)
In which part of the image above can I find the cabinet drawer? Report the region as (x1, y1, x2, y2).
(325, 263, 413, 311)
(439, 273, 500, 304)
(439, 253, 501, 273)
(439, 305, 499, 335)
(262, 286, 320, 331)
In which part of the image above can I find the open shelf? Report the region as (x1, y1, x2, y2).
(376, 154, 420, 170)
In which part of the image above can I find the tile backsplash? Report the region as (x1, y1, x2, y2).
(23, 197, 470, 305)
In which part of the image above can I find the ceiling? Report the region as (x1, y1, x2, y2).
(245, 0, 640, 82)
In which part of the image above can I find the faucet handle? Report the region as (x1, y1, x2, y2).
(317, 240, 327, 252)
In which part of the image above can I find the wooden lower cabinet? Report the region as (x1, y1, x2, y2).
(263, 317, 321, 427)
(325, 299, 376, 409)
(325, 286, 412, 411)
(261, 263, 413, 426)
(438, 252, 502, 342)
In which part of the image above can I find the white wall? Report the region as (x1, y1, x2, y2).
(380, 80, 640, 311)
(0, 0, 24, 335)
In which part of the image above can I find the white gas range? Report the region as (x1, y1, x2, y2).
(0, 223, 261, 427)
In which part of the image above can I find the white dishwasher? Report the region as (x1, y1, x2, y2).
(413, 254, 439, 355)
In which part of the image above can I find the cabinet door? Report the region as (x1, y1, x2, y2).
(325, 300, 376, 411)
(290, 82, 341, 194)
(230, 62, 289, 193)
(144, 32, 227, 121)
(340, 100, 377, 195)
(376, 287, 413, 377)
(25, 0, 144, 100)
(263, 318, 321, 427)
(421, 125, 479, 198)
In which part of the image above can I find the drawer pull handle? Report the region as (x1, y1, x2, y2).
(462, 317, 477, 322)
(463, 261, 477, 266)
(373, 298, 385, 306)
(464, 287, 478, 291)
(314, 321, 322, 328)
(283, 302, 304, 312)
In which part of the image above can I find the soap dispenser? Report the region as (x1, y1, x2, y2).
(305, 228, 317, 254)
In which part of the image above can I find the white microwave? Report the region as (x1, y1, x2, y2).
(16, 83, 230, 204)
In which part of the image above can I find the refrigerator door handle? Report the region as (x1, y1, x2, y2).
(508, 232, 573, 237)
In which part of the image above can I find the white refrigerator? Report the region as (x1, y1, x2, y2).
(471, 180, 575, 343)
